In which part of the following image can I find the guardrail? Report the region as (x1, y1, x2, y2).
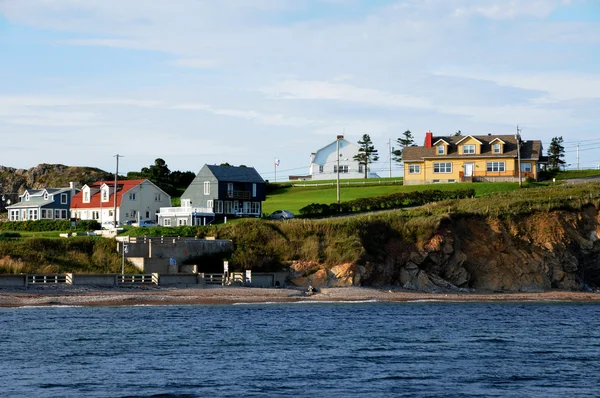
(204, 273, 223, 285)
(27, 274, 70, 284)
(118, 274, 157, 284)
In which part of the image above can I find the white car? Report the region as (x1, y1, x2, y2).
(269, 210, 295, 220)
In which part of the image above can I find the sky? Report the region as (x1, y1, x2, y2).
(1, 0, 599, 181)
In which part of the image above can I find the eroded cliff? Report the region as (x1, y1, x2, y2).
(288, 205, 600, 292)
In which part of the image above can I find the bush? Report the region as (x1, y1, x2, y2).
(299, 188, 475, 218)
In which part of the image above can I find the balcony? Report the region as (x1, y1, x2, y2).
(226, 190, 251, 200)
(159, 206, 214, 216)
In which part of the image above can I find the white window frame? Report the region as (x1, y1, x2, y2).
(204, 181, 210, 195)
(61, 193, 67, 204)
(215, 200, 223, 214)
(25, 192, 30, 201)
(437, 145, 445, 155)
(163, 218, 171, 226)
(155, 193, 161, 201)
(44, 192, 49, 200)
(408, 164, 421, 174)
(486, 162, 506, 172)
(224, 201, 233, 214)
(129, 193, 136, 201)
(207, 200, 213, 209)
(251, 202, 260, 214)
(463, 144, 475, 154)
(83, 191, 90, 203)
(493, 143, 501, 154)
(178, 218, 188, 226)
(252, 183, 257, 197)
(102, 189, 109, 202)
(433, 162, 452, 173)
(319, 165, 324, 173)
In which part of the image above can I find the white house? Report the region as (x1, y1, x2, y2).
(70, 179, 171, 226)
(303, 135, 380, 181)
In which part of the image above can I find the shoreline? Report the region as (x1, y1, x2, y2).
(1, 286, 600, 307)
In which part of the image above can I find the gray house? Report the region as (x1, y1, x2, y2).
(6, 183, 79, 221)
(158, 165, 266, 226)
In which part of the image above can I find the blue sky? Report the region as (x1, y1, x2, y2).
(1, 0, 599, 180)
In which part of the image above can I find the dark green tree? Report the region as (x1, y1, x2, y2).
(547, 136, 565, 170)
(454, 130, 462, 136)
(353, 134, 379, 178)
(392, 130, 414, 163)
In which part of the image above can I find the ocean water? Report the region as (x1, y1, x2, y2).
(1, 302, 600, 397)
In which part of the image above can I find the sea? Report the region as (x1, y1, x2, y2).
(1, 301, 599, 397)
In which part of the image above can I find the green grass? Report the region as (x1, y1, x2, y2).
(552, 169, 600, 180)
(263, 182, 522, 215)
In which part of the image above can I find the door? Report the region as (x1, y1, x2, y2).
(464, 163, 474, 177)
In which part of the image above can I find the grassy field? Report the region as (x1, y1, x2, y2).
(263, 182, 524, 215)
(552, 169, 600, 180)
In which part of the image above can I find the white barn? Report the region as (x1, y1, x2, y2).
(305, 135, 380, 181)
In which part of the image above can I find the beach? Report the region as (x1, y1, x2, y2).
(1, 285, 600, 307)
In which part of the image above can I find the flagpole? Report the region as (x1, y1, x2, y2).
(274, 158, 277, 183)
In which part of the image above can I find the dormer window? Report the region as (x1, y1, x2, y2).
(25, 192, 30, 201)
(102, 188, 109, 202)
(463, 144, 475, 154)
(493, 143, 501, 154)
(83, 190, 90, 203)
(437, 145, 445, 155)
(44, 192, 49, 200)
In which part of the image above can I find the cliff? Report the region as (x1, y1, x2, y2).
(0, 164, 112, 194)
(285, 206, 600, 292)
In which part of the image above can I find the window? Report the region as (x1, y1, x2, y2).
(252, 183, 257, 197)
(83, 191, 89, 203)
(448, 179, 456, 183)
(358, 164, 364, 173)
(44, 192, 49, 200)
(41, 209, 47, 219)
(92, 211, 99, 220)
(224, 201, 233, 214)
(334, 165, 349, 173)
(243, 201, 251, 214)
(433, 179, 440, 183)
(28, 209, 38, 220)
(25, 193, 30, 201)
(319, 165, 324, 173)
(129, 193, 136, 200)
(55, 209, 61, 219)
(131, 210, 137, 218)
(145, 211, 150, 219)
(215, 201, 223, 214)
(227, 183, 234, 197)
(178, 218, 188, 226)
(437, 145, 445, 155)
(486, 162, 506, 172)
(102, 189, 108, 201)
(409, 164, 421, 174)
(163, 218, 171, 226)
(433, 162, 452, 173)
(204, 181, 210, 195)
(154, 193, 161, 201)
(207, 200, 213, 209)
(61, 210, 67, 219)
(521, 162, 532, 172)
(182, 199, 191, 208)
(251, 202, 260, 214)
(463, 144, 475, 154)
(61, 193, 67, 204)
(493, 143, 501, 154)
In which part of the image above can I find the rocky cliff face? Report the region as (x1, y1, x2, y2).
(0, 164, 112, 195)
(289, 205, 600, 292)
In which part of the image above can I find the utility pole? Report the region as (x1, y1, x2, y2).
(577, 143, 580, 170)
(388, 139, 392, 178)
(516, 126, 522, 188)
(336, 137, 340, 204)
(113, 154, 123, 227)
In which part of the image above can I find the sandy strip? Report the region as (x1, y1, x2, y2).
(1, 286, 600, 307)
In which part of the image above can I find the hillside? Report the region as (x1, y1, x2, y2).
(0, 164, 113, 195)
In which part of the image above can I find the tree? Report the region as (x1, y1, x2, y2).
(454, 130, 462, 136)
(547, 136, 565, 170)
(392, 130, 414, 163)
(353, 134, 379, 178)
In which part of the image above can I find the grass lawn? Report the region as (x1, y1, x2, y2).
(13, 231, 70, 238)
(263, 182, 522, 215)
(552, 169, 600, 180)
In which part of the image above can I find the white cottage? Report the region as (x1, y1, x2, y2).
(304, 135, 380, 181)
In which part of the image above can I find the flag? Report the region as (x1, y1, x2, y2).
(275, 158, 280, 166)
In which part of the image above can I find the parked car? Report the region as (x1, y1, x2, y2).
(132, 220, 157, 227)
(269, 210, 295, 220)
(123, 219, 136, 226)
(101, 220, 118, 230)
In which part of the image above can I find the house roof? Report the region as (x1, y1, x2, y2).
(6, 200, 55, 209)
(403, 134, 543, 162)
(205, 165, 265, 183)
(455, 135, 483, 145)
(71, 179, 148, 209)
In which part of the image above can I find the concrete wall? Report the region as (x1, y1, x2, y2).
(0, 274, 27, 287)
(159, 273, 204, 286)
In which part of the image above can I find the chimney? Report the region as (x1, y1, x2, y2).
(337, 135, 344, 139)
(425, 131, 433, 148)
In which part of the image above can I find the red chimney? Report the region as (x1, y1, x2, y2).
(337, 135, 344, 139)
(425, 131, 433, 148)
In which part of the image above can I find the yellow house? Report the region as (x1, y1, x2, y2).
(402, 132, 543, 185)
